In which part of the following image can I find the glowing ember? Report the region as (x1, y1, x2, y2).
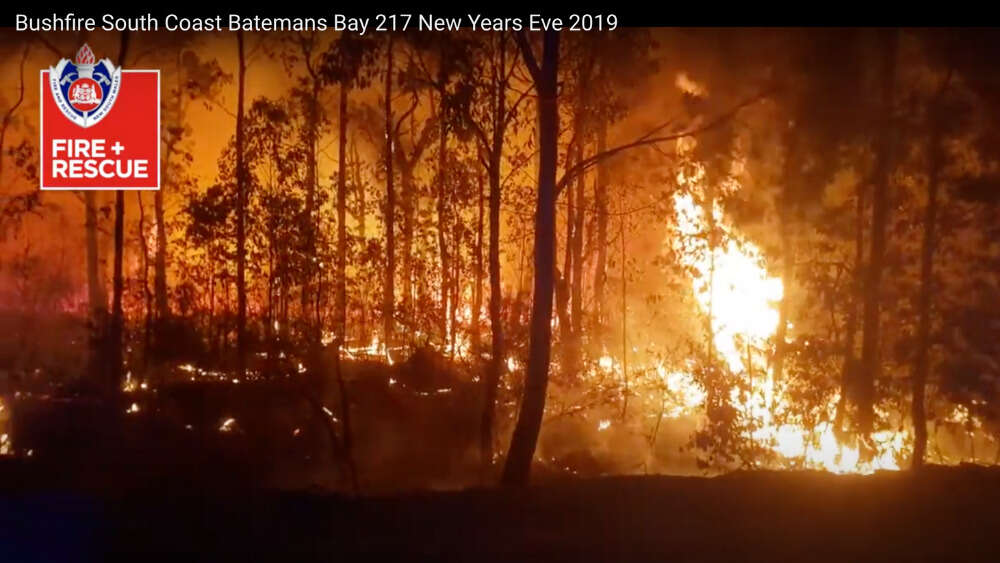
(506, 356, 521, 372)
(598, 355, 615, 372)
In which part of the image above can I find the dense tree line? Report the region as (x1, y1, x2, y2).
(3, 28, 1000, 483)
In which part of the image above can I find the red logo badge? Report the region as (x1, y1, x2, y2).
(40, 44, 159, 190)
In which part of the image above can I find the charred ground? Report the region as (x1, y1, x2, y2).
(2, 464, 998, 561)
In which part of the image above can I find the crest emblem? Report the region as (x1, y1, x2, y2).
(48, 44, 122, 128)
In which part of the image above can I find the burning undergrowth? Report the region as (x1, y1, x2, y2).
(4, 29, 1000, 493)
(2, 345, 487, 493)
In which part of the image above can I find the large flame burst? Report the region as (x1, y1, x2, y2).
(665, 147, 906, 474)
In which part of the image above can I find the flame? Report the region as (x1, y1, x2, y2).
(675, 72, 707, 97)
(666, 149, 906, 474)
(448, 304, 473, 358)
(321, 331, 336, 346)
(598, 354, 615, 372)
(75, 44, 96, 65)
(672, 190, 784, 371)
(656, 364, 707, 418)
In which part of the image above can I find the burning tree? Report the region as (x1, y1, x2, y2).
(5, 27, 1000, 489)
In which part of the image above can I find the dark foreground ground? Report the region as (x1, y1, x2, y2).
(1, 463, 999, 562)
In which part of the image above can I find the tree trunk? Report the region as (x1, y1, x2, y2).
(858, 29, 897, 440)
(108, 32, 131, 394)
(332, 347, 358, 491)
(153, 181, 168, 321)
(481, 147, 505, 472)
(568, 55, 593, 350)
(110, 189, 125, 392)
(558, 146, 574, 342)
(353, 140, 368, 343)
(772, 127, 797, 386)
(481, 35, 508, 472)
(569, 64, 591, 343)
(207, 249, 215, 355)
(235, 30, 248, 379)
(301, 43, 321, 339)
(333, 85, 358, 489)
(835, 152, 866, 440)
(154, 50, 183, 344)
(502, 30, 560, 486)
(565, 130, 586, 377)
(137, 193, 153, 364)
(438, 96, 452, 349)
(472, 172, 485, 353)
(620, 195, 629, 418)
(912, 72, 950, 469)
(336, 83, 349, 343)
(383, 36, 396, 348)
(400, 164, 415, 324)
(570, 141, 586, 337)
(593, 120, 608, 326)
(85, 191, 107, 382)
(451, 214, 461, 356)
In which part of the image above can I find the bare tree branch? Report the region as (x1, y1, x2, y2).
(514, 32, 541, 85)
(555, 87, 776, 195)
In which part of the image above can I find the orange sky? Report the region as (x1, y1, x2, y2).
(0, 28, 690, 312)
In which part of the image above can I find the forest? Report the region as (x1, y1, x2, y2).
(2, 27, 1000, 502)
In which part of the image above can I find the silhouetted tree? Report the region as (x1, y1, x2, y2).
(453, 31, 531, 470)
(503, 30, 560, 486)
(383, 35, 396, 348)
(858, 29, 899, 442)
(235, 30, 248, 379)
(109, 31, 131, 393)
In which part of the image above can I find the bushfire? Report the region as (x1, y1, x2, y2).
(669, 155, 905, 474)
(2, 28, 999, 493)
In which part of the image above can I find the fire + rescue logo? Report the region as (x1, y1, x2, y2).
(40, 44, 159, 190)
